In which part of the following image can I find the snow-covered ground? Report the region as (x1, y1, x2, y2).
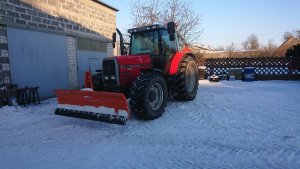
(1, 80, 300, 169)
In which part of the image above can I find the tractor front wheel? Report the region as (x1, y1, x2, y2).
(129, 72, 167, 120)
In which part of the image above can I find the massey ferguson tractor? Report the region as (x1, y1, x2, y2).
(55, 22, 199, 125)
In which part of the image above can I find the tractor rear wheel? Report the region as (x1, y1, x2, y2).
(173, 56, 199, 101)
(129, 72, 167, 120)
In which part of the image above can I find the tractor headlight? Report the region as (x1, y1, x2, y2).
(104, 76, 109, 80)
(111, 75, 116, 80)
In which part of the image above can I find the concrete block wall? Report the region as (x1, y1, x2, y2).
(0, 0, 117, 87)
(107, 43, 114, 57)
(66, 36, 78, 89)
(0, 0, 117, 42)
(0, 24, 10, 85)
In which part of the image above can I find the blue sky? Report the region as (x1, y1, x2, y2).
(103, 0, 300, 49)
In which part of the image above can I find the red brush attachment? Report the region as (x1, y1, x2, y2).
(55, 90, 129, 115)
(84, 71, 93, 88)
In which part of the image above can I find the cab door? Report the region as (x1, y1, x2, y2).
(160, 29, 177, 73)
(149, 30, 161, 70)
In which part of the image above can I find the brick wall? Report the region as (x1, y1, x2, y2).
(0, 0, 117, 42)
(66, 36, 78, 89)
(0, 24, 10, 85)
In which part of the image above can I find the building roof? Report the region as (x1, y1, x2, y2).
(275, 37, 300, 56)
(92, 0, 119, 11)
(190, 45, 216, 52)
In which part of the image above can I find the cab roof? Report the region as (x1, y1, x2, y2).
(128, 24, 166, 34)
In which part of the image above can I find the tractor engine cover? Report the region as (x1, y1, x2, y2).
(102, 55, 151, 87)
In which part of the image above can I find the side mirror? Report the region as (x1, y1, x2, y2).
(169, 34, 175, 41)
(112, 32, 116, 48)
(167, 22, 176, 34)
(112, 32, 116, 43)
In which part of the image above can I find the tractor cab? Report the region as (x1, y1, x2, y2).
(114, 22, 180, 72)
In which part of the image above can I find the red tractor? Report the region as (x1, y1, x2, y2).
(55, 22, 199, 125)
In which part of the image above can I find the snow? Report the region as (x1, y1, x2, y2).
(1, 80, 300, 169)
(57, 104, 128, 118)
(80, 88, 94, 91)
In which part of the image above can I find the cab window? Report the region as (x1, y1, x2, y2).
(130, 31, 159, 55)
(161, 30, 176, 59)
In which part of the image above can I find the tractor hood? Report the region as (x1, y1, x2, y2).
(115, 54, 151, 68)
(103, 54, 152, 87)
(117, 54, 151, 87)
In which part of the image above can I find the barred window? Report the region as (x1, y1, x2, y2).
(77, 38, 107, 52)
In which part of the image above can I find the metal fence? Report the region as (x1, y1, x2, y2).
(197, 57, 300, 80)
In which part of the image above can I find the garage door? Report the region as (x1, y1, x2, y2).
(77, 38, 107, 88)
(7, 27, 69, 98)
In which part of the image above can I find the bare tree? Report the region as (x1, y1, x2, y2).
(163, 0, 202, 44)
(261, 39, 277, 57)
(241, 40, 249, 50)
(249, 34, 259, 50)
(130, 0, 202, 44)
(283, 31, 294, 41)
(242, 34, 260, 50)
(226, 43, 237, 57)
(294, 29, 300, 39)
(130, 0, 161, 26)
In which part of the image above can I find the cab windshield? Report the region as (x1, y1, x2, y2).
(130, 30, 159, 55)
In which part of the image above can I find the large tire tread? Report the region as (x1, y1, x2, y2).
(173, 56, 199, 101)
(129, 72, 167, 120)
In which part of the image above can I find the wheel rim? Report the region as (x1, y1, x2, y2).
(186, 65, 196, 93)
(148, 83, 164, 111)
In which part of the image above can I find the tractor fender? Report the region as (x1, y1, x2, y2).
(141, 68, 165, 77)
(169, 52, 196, 75)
